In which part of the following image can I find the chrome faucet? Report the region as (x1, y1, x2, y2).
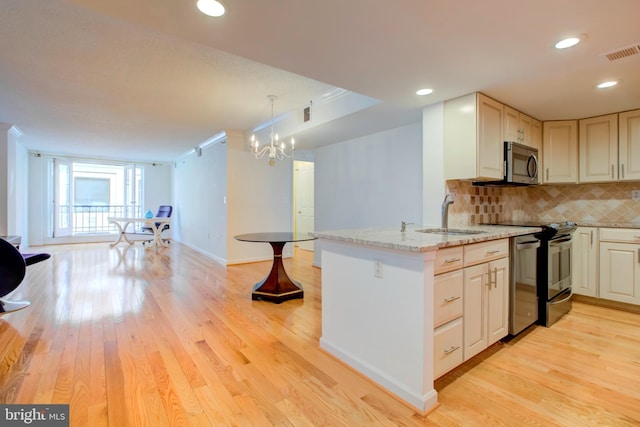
(400, 221, 414, 232)
(441, 194, 454, 229)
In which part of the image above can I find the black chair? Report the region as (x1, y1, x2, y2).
(141, 205, 172, 245)
(0, 238, 50, 314)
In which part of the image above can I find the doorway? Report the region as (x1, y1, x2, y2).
(294, 160, 315, 251)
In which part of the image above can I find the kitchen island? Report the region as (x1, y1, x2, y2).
(314, 224, 539, 413)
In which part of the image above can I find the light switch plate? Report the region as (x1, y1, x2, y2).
(633, 190, 640, 201)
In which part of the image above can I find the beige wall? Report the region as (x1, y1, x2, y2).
(446, 180, 640, 226)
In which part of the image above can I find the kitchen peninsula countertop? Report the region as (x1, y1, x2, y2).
(576, 222, 640, 228)
(313, 224, 541, 253)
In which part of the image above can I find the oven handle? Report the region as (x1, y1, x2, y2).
(516, 241, 541, 250)
(549, 237, 572, 245)
(550, 289, 573, 305)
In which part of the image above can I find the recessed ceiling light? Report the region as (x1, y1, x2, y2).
(197, 0, 226, 17)
(555, 37, 580, 49)
(597, 80, 618, 89)
(416, 88, 433, 96)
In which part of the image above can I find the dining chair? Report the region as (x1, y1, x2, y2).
(141, 205, 173, 245)
(0, 238, 51, 315)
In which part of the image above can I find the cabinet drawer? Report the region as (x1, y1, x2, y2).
(434, 246, 464, 274)
(464, 238, 508, 266)
(434, 318, 463, 379)
(599, 228, 640, 243)
(434, 270, 463, 328)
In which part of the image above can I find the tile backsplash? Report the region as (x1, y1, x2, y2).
(445, 180, 640, 226)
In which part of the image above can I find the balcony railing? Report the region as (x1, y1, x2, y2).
(71, 205, 142, 234)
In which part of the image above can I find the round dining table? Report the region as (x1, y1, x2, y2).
(234, 232, 317, 303)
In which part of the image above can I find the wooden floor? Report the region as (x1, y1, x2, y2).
(1, 242, 639, 426)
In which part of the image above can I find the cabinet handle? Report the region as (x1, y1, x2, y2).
(493, 267, 498, 288)
(444, 296, 461, 303)
(612, 164, 615, 179)
(622, 164, 625, 179)
(638, 248, 640, 263)
(590, 230, 593, 245)
(444, 345, 460, 355)
(444, 257, 461, 263)
(546, 168, 549, 181)
(486, 250, 500, 255)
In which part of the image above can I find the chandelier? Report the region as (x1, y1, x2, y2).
(250, 95, 295, 166)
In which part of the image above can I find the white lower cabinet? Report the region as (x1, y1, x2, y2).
(433, 248, 464, 379)
(433, 318, 463, 379)
(462, 257, 509, 361)
(599, 228, 640, 305)
(433, 239, 509, 378)
(572, 226, 598, 297)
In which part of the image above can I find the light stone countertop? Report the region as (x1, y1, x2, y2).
(313, 225, 542, 253)
(576, 222, 640, 229)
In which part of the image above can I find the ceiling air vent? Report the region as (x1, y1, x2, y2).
(602, 43, 640, 61)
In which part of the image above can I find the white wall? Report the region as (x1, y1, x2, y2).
(423, 102, 446, 225)
(172, 130, 294, 265)
(314, 122, 423, 265)
(226, 131, 293, 264)
(9, 133, 29, 239)
(173, 141, 228, 263)
(0, 125, 28, 241)
(0, 124, 10, 235)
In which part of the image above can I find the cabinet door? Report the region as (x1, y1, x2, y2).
(579, 114, 618, 182)
(503, 105, 520, 143)
(599, 241, 640, 305)
(519, 113, 534, 147)
(530, 118, 542, 152)
(434, 270, 463, 328)
(433, 318, 463, 379)
(487, 257, 509, 346)
(572, 227, 598, 297)
(463, 263, 489, 360)
(542, 120, 578, 183)
(619, 109, 640, 181)
(477, 94, 504, 179)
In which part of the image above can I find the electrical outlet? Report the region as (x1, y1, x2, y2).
(374, 261, 383, 278)
(633, 190, 640, 201)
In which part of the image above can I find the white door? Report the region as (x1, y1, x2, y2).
(124, 164, 143, 217)
(54, 158, 73, 237)
(294, 161, 314, 251)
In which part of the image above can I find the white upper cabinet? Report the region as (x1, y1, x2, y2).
(619, 109, 640, 181)
(504, 106, 539, 149)
(579, 114, 618, 182)
(542, 120, 578, 183)
(530, 118, 542, 152)
(504, 105, 520, 144)
(444, 92, 504, 181)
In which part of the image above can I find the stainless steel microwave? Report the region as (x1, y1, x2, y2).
(506, 141, 539, 185)
(474, 141, 539, 186)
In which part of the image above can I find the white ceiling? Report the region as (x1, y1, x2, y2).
(1, 0, 639, 162)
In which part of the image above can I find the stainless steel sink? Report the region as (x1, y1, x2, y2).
(415, 228, 486, 235)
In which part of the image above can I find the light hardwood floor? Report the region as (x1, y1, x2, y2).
(1, 242, 639, 426)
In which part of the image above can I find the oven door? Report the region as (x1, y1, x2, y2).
(548, 236, 572, 300)
(546, 287, 573, 327)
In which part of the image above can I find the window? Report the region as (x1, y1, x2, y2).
(52, 160, 144, 235)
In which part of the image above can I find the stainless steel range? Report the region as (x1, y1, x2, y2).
(486, 220, 577, 328)
(537, 221, 577, 326)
